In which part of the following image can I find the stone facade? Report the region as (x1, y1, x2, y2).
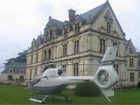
(1, 62, 26, 84)
(1, 61, 26, 84)
(26, 1, 139, 87)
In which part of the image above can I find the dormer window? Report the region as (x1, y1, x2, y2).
(129, 58, 134, 67)
(104, 10, 113, 34)
(69, 25, 73, 31)
(9, 70, 13, 73)
(21, 70, 24, 74)
(107, 21, 111, 34)
(129, 48, 133, 54)
(45, 31, 48, 41)
(50, 29, 53, 39)
(75, 23, 80, 34)
(64, 28, 68, 38)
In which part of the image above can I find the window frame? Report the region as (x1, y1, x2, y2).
(73, 63, 79, 76)
(100, 39, 105, 53)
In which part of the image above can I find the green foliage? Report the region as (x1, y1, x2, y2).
(15, 50, 27, 62)
(4, 50, 27, 66)
(74, 81, 101, 97)
(138, 81, 140, 88)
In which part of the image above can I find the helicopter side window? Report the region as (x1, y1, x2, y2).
(44, 76, 48, 79)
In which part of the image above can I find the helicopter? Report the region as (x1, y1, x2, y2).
(29, 46, 119, 104)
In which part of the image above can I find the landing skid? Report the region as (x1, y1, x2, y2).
(52, 94, 72, 101)
(29, 97, 46, 104)
(29, 93, 71, 104)
(29, 92, 48, 104)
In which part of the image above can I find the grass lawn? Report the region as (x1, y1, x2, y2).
(0, 84, 140, 104)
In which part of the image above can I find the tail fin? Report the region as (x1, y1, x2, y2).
(102, 46, 117, 61)
(94, 46, 119, 102)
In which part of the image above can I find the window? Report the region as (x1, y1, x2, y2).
(8, 75, 13, 81)
(29, 69, 32, 80)
(113, 42, 117, 46)
(129, 48, 133, 54)
(35, 53, 38, 63)
(129, 58, 134, 67)
(45, 31, 48, 41)
(113, 64, 119, 74)
(100, 39, 105, 53)
(74, 40, 79, 54)
(21, 70, 24, 74)
(130, 73, 134, 82)
(62, 65, 67, 70)
(69, 25, 73, 31)
(50, 29, 53, 39)
(30, 55, 33, 64)
(19, 76, 24, 82)
(43, 50, 47, 61)
(64, 28, 68, 38)
(73, 63, 79, 76)
(113, 42, 118, 56)
(63, 44, 67, 57)
(34, 69, 37, 77)
(48, 49, 51, 60)
(9, 70, 13, 73)
(62, 65, 67, 76)
(107, 21, 111, 33)
(75, 23, 80, 34)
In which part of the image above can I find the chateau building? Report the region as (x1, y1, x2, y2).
(26, 1, 139, 87)
(1, 60, 26, 84)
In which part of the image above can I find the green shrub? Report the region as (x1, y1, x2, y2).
(138, 81, 140, 88)
(74, 81, 101, 97)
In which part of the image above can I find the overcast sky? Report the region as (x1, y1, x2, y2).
(0, 0, 140, 72)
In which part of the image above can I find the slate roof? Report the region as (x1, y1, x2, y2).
(125, 39, 131, 49)
(1, 62, 26, 74)
(46, 18, 63, 29)
(45, 1, 107, 29)
(81, 2, 106, 23)
(32, 1, 125, 48)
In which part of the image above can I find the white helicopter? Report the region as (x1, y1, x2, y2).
(29, 46, 119, 104)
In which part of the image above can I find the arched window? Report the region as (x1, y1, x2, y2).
(8, 75, 13, 81)
(19, 76, 24, 82)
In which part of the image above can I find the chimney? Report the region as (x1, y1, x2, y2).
(49, 16, 52, 21)
(68, 9, 76, 22)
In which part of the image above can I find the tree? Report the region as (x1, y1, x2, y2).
(4, 50, 27, 67)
